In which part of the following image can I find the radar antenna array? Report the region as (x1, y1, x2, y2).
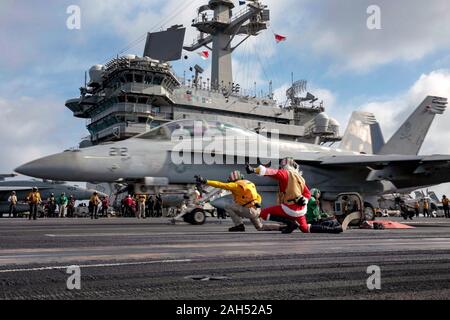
(286, 80, 307, 101)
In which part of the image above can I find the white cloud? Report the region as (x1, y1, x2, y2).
(4, 0, 450, 77)
(360, 69, 450, 154)
(80, 0, 204, 52)
(262, 0, 450, 72)
(312, 87, 336, 113)
(0, 1, 60, 69)
(273, 83, 290, 105)
(327, 0, 450, 72)
(0, 97, 84, 174)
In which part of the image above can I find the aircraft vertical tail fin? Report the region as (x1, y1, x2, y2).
(339, 111, 385, 154)
(428, 190, 440, 203)
(414, 191, 424, 199)
(377, 96, 447, 155)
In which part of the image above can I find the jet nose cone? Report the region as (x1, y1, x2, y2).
(15, 151, 81, 180)
(15, 159, 50, 179)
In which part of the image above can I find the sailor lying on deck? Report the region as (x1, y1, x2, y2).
(306, 188, 343, 234)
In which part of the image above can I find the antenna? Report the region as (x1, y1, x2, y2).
(286, 79, 307, 102)
(183, 0, 270, 90)
(193, 64, 204, 88)
(269, 80, 273, 99)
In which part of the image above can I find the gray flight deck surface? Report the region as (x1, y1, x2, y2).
(1, 217, 450, 300)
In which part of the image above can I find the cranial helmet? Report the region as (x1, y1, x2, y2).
(280, 157, 300, 172)
(228, 170, 244, 182)
(311, 188, 321, 198)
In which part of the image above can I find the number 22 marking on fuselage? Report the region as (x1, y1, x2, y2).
(109, 147, 129, 157)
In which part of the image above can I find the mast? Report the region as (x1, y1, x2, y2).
(184, 0, 270, 91)
(210, 0, 234, 91)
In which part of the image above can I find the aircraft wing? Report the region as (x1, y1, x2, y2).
(318, 154, 450, 166)
(0, 186, 52, 192)
(309, 154, 450, 182)
(0, 174, 17, 181)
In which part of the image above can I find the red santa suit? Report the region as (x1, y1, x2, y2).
(258, 166, 311, 233)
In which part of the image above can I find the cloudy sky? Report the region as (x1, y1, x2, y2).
(1, 0, 449, 196)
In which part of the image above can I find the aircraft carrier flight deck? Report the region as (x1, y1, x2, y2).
(1, 217, 450, 300)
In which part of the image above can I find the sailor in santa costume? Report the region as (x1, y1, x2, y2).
(246, 157, 311, 234)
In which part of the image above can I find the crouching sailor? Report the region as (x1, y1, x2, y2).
(306, 188, 343, 233)
(246, 157, 312, 234)
(195, 171, 281, 232)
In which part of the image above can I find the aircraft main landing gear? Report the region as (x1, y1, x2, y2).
(334, 193, 376, 230)
(183, 208, 207, 225)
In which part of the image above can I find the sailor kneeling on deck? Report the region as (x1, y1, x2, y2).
(195, 172, 281, 232)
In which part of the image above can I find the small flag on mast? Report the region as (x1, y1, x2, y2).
(274, 33, 287, 43)
(197, 50, 209, 60)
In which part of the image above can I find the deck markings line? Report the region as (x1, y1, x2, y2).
(0, 259, 192, 273)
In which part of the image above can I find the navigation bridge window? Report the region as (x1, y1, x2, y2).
(115, 72, 178, 92)
(135, 120, 259, 141)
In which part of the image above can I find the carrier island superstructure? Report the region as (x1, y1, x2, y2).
(65, 0, 341, 148)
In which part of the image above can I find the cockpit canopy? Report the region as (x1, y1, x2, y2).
(135, 119, 260, 141)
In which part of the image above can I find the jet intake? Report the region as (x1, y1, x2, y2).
(366, 167, 398, 181)
(133, 177, 169, 195)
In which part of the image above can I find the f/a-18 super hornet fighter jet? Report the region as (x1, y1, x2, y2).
(15, 96, 450, 216)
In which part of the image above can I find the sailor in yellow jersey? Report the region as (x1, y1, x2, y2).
(442, 195, 449, 218)
(27, 187, 41, 220)
(195, 171, 281, 232)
